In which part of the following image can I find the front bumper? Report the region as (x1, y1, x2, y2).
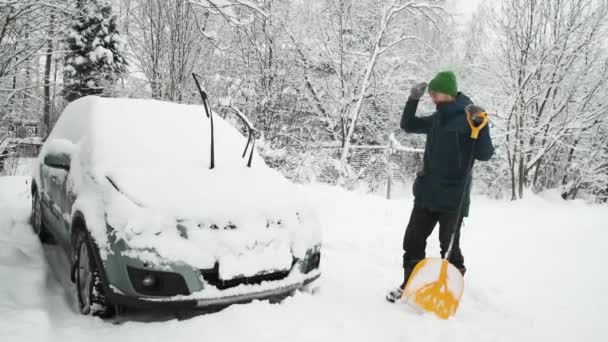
(105, 270, 320, 310)
(98, 237, 321, 310)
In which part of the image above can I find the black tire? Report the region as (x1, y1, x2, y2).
(75, 229, 115, 318)
(31, 191, 52, 243)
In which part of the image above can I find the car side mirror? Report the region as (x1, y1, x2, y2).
(44, 152, 71, 171)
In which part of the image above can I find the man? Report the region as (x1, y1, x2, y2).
(386, 70, 494, 303)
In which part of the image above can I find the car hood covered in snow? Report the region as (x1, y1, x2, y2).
(103, 165, 321, 275)
(106, 166, 320, 278)
(106, 166, 310, 226)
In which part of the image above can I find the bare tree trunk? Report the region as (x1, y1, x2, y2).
(510, 156, 517, 200)
(518, 155, 525, 199)
(43, 12, 55, 136)
(339, 46, 378, 166)
(339, 2, 389, 167)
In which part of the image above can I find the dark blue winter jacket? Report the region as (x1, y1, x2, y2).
(400, 93, 494, 216)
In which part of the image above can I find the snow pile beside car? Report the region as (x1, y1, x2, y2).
(35, 96, 321, 273)
(0, 177, 53, 339)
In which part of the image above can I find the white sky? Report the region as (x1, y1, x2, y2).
(455, 0, 484, 19)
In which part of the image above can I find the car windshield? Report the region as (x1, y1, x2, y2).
(86, 98, 248, 171)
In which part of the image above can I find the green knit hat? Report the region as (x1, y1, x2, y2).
(428, 71, 458, 97)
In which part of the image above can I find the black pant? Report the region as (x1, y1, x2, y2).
(402, 205, 466, 276)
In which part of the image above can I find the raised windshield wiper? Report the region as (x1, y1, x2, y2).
(191, 73, 258, 168)
(226, 105, 258, 168)
(192, 73, 215, 169)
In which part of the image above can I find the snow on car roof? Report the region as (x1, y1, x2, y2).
(47, 95, 254, 171)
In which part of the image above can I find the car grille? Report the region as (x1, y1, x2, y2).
(200, 263, 292, 290)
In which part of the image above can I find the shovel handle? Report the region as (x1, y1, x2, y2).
(467, 111, 489, 140)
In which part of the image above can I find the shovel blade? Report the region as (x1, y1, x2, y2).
(402, 258, 464, 319)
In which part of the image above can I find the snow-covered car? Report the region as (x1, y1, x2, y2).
(31, 95, 321, 317)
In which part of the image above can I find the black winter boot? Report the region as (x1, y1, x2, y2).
(386, 263, 419, 303)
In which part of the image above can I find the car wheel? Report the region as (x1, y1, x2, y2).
(31, 191, 52, 243)
(75, 230, 115, 318)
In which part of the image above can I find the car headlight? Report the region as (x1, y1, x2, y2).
(301, 247, 321, 274)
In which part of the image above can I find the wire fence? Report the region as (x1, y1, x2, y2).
(267, 136, 425, 199)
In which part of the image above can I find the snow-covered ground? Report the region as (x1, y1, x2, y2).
(1, 175, 607, 342)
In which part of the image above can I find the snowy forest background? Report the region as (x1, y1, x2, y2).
(0, 0, 607, 202)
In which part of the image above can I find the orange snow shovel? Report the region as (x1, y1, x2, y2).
(402, 106, 489, 319)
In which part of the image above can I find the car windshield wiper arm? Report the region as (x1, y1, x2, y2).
(226, 106, 258, 168)
(192, 73, 215, 169)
